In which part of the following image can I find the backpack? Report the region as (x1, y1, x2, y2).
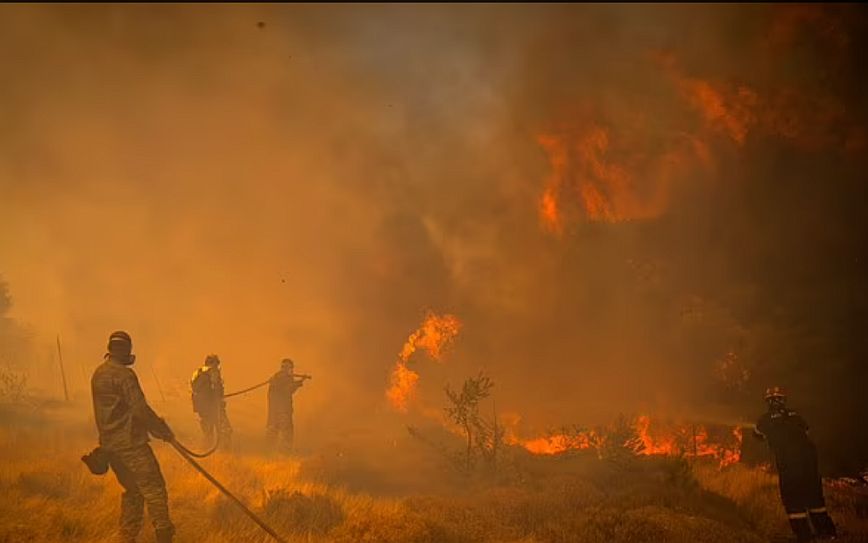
(191, 367, 213, 413)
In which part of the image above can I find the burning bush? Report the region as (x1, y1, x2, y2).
(509, 415, 742, 470)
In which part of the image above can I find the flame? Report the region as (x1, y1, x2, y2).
(539, 187, 562, 235)
(386, 312, 462, 412)
(386, 362, 420, 413)
(510, 415, 743, 468)
(635, 416, 743, 468)
(536, 133, 567, 234)
(535, 118, 703, 233)
(518, 431, 600, 456)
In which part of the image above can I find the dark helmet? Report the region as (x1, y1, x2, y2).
(205, 354, 220, 367)
(107, 331, 135, 365)
(764, 386, 786, 403)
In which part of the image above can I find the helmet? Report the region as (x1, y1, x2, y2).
(764, 386, 786, 402)
(107, 331, 134, 364)
(205, 354, 220, 367)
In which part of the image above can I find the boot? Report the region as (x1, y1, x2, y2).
(788, 514, 814, 542)
(155, 527, 174, 543)
(809, 509, 837, 539)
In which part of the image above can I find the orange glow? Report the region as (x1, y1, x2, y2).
(657, 51, 853, 152)
(536, 133, 568, 233)
(386, 362, 420, 413)
(678, 79, 758, 145)
(387, 312, 462, 412)
(539, 187, 563, 235)
(511, 416, 742, 468)
(635, 415, 743, 468)
(516, 431, 600, 456)
(535, 119, 701, 233)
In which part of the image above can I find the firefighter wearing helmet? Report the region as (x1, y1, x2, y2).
(190, 354, 233, 448)
(753, 386, 837, 541)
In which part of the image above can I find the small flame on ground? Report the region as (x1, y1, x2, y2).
(508, 415, 743, 468)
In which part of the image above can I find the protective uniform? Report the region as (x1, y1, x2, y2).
(754, 387, 836, 541)
(266, 359, 304, 453)
(191, 355, 232, 447)
(91, 331, 175, 543)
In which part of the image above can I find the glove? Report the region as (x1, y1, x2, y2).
(81, 447, 110, 475)
(153, 418, 175, 442)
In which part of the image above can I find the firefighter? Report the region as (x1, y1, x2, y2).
(191, 354, 232, 448)
(753, 386, 837, 541)
(266, 358, 306, 453)
(91, 331, 176, 543)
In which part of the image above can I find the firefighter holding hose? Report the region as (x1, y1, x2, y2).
(85, 334, 290, 543)
(753, 386, 837, 541)
(266, 358, 309, 453)
(88, 331, 176, 543)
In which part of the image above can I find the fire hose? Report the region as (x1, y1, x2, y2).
(169, 436, 288, 543)
(224, 374, 312, 399)
(173, 433, 220, 458)
(166, 372, 311, 539)
(223, 379, 270, 398)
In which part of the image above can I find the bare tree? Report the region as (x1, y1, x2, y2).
(444, 372, 497, 471)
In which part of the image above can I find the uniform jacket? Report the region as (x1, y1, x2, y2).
(191, 365, 225, 413)
(91, 359, 169, 451)
(754, 406, 817, 472)
(267, 371, 302, 423)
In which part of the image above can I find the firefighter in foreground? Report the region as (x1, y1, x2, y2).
(266, 358, 308, 452)
(753, 386, 837, 541)
(90, 331, 175, 543)
(191, 354, 233, 448)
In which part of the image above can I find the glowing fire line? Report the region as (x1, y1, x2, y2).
(508, 415, 744, 468)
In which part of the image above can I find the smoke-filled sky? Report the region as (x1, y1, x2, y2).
(1, 4, 866, 470)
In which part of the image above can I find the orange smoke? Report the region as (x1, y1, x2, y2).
(386, 312, 462, 412)
(680, 80, 758, 146)
(657, 50, 853, 152)
(536, 117, 704, 233)
(713, 351, 751, 392)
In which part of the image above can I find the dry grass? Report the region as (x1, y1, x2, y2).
(0, 406, 866, 543)
(694, 462, 868, 542)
